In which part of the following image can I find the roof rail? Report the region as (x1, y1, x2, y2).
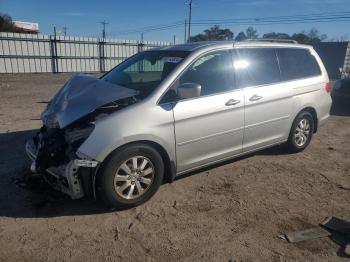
(244, 38, 298, 44)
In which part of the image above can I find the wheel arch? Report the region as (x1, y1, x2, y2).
(91, 140, 176, 200)
(290, 106, 318, 134)
(300, 107, 318, 133)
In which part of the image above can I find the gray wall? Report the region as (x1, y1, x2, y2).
(313, 41, 350, 80)
(0, 32, 172, 73)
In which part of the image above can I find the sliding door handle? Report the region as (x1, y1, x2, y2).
(249, 95, 263, 101)
(225, 99, 241, 106)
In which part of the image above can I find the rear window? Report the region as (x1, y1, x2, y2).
(277, 48, 321, 81)
(233, 48, 281, 88)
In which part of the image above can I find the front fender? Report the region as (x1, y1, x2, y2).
(77, 101, 176, 165)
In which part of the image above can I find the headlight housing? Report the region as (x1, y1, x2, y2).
(64, 124, 95, 145)
(42, 112, 60, 128)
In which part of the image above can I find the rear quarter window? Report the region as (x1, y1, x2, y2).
(277, 48, 321, 81)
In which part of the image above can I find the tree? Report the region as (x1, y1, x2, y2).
(190, 25, 234, 42)
(262, 28, 327, 44)
(291, 28, 327, 44)
(262, 32, 291, 39)
(306, 28, 327, 43)
(0, 13, 29, 33)
(246, 27, 258, 39)
(235, 31, 247, 41)
(0, 13, 15, 32)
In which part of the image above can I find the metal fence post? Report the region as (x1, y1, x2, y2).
(137, 40, 144, 72)
(98, 39, 105, 73)
(49, 35, 58, 73)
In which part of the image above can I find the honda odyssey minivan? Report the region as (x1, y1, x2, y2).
(26, 40, 332, 208)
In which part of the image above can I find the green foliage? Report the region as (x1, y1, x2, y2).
(235, 31, 247, 41)
(190, 25, 234, 42)
(262, 28, 327, 44)
(191, 25, 327, 45)
(246, 27, 258, 39)
(0, 13, 30, 33)
(0, 13, 15, 32)
(262, 32, 291, 39)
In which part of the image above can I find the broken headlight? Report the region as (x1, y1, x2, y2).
(42, 113, 60, 129)
(64, 124, 94, 145)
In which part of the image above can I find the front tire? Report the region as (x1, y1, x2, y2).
(96, 143, 164, 208)
(286, 111, 314, 153)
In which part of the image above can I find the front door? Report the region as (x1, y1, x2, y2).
(172, 50, 245, 172)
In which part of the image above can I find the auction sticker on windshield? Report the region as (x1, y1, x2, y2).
(162, 57, 183, 63)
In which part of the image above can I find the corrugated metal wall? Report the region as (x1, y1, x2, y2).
(313, 41, 350, 80)
(0, 32, 172, 73)
(342, 43, 350, 78)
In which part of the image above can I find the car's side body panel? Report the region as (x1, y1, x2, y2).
(243, 81, 294, 152)
(78, 100, 177, 165)
(77, 42, 331, 178)
(173, 89, 245, 172)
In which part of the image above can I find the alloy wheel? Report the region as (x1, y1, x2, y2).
(113, 156, 155, 199)
(294, 118, 311, 147)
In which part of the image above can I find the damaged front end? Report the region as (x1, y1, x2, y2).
(26, 124, 97, 199)
(25, 74, 138, 199)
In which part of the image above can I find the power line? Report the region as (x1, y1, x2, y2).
(191, 17, 350, 27)
(110, 21, 184, 35)
(107, 10, 350, 36)
(192, 15, 350, 25)
(192, 19, 350, 27)
(194, 10, 350, 23)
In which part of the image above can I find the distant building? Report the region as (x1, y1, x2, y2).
(13, 21, 39, 33)
(313, 42, 350, 80)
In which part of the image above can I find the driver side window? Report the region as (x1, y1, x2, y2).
(176, 50, 235, 97)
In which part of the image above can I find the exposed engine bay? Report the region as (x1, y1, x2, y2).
(26, 74, 139, 199)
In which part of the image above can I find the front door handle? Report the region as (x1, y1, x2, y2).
(249, 95, 263, 101)
(225, 99, 241, 106)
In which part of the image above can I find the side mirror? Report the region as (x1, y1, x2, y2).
(177, 83, 201, 99)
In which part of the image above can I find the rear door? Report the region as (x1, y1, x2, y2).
(172, 49, 245, 172)
(233, 47, 294, 152)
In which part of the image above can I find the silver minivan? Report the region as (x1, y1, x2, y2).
(26, 40, 332, 207)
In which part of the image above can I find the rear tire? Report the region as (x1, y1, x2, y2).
(96, 143, 164, 208)
(286, 111, 314, 153)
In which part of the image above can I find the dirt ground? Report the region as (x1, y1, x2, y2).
(0, 73, 349, 262)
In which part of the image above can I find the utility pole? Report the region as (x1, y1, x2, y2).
(184, 19, 187, 43)
(53, 26, 57, 36)
(63, 26, 68, 36)
(187, 0, 193, 43)
(173, 35, 176, 45)
(100, 20, 108, 39)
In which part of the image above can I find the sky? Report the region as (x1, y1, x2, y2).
(1, 0, 350, 42)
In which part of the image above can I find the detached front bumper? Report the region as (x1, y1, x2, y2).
(25, 139, 98, 199)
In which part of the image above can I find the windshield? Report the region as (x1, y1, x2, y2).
(102, 50, 189, 99)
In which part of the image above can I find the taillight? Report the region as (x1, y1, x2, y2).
(325, 82, 331, 93)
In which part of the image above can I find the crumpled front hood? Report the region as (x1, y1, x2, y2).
(41, 74, 138, 128)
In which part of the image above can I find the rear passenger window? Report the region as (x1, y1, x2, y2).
(277, 48, 321, 81)
(233, 48, 280, 88)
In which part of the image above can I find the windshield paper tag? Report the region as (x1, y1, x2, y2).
(162, 57, 183, 63)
